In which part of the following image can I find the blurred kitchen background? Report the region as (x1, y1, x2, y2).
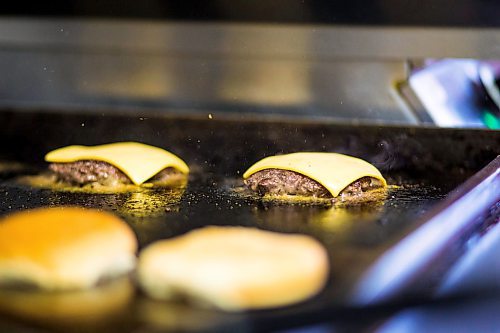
(0, 0, 499, 128)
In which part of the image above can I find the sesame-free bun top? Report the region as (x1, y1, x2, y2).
(138, 226, 329, 311)
(0, 207, 137, 290)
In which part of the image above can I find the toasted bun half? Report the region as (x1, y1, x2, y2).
(0, 207, 137, 290)
(138, 226, 329, 311)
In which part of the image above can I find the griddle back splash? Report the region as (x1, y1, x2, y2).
(0, 110, 497, 177)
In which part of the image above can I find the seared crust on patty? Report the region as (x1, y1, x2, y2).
(49, 161, 130, 186)
(245, 169, 331, 198)
(244, 169, 383, 199)
(49, 161, 182, 186)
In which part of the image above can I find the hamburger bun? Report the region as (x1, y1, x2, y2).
(138, 226, 329, 311)
(0, 207, 137, 290)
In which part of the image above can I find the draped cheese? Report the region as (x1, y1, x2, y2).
(243, 152, 386, 197)
(45, 142, 189, 185)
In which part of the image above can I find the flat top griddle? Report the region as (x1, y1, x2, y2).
(0, 109, 498, 332)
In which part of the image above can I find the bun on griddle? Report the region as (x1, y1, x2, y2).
(138, 226, 329, 311)
(0, 207, 137, 290)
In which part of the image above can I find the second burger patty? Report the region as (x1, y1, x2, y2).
(49, 160, 180, 186)
(244, 169, 384, 199)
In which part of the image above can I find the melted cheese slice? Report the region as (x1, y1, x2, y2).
(45, 142, 189, 185)
(243, 152, 386, 197)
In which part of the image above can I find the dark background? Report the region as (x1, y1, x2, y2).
(2, 0, 500, 27)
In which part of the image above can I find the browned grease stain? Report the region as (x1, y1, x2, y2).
(0, 161, 28, 174)
(16, 174, 187, 219)
(310, 203, 385, 232)
(118, 189, 184, 218)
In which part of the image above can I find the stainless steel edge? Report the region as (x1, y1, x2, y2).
(351, 156, 500, 305)
(0, 18, 498, 59)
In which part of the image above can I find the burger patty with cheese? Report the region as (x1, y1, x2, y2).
(45, 142, 189, 187)
(49, 161, 182, 186)
(243, 152, 386, 202)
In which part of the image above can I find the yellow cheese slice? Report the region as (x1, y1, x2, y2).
(45, 142, 189, 185)
(243, 152, 386, 197)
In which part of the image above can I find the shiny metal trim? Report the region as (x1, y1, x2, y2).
(0, 18, 499, 59)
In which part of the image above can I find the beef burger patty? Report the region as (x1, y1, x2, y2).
(244, 169, 384, 199)
(49, 160, 181, 186)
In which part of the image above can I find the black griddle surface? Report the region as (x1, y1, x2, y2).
(0, 173, 450, 333)
(0, 110, 498, 332)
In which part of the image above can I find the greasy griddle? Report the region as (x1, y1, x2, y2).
(0, 110, 498, 332)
